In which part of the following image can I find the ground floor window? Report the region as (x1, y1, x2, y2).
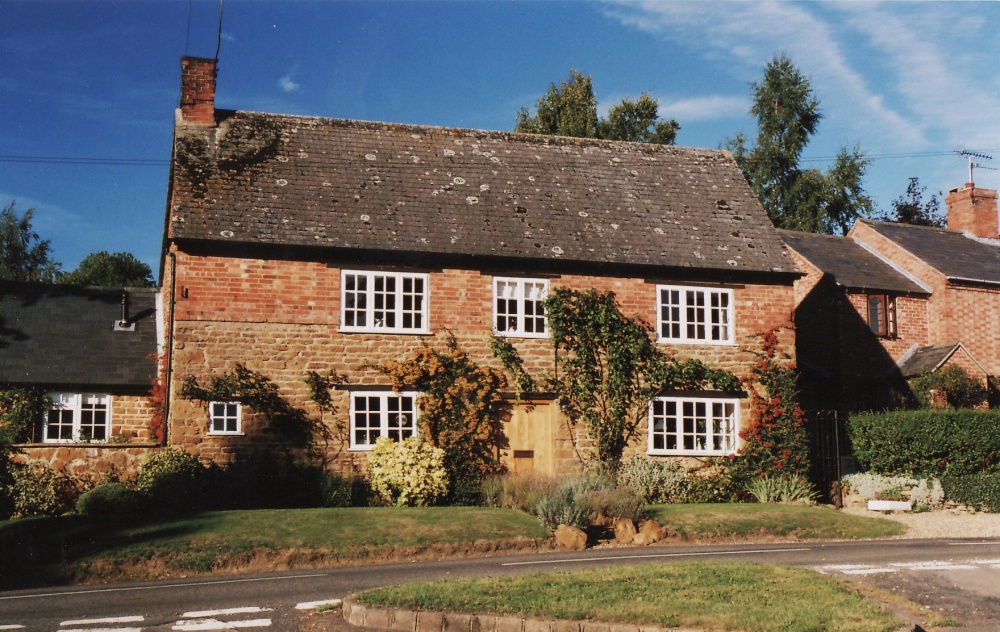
(350, 391, 418, 450)
(647, 396, 739, 456)
(209, 401, 242, 435)
(44, 393, 111, 443)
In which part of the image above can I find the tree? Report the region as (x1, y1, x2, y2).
(515, 71, 679, 145)
(729, 55, 871, 233)
(0, 202, 60, 283)
(875, 177, 945, 227)
(60, 251, 155, 287)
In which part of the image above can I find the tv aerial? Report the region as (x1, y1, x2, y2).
(956, 150, 996, 187)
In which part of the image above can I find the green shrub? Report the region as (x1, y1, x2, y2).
(909, 366, 987, 409)
(849, 409, 1000, 477)
(479, 474, 558, 513)
(578, 487, 646, 522)
(841, 473, 945, 509)
(321, 471, 370, 508)
(7, 462, 77, 518)
(134, 447, 208, 515)
(616, 456, 689, 504)
(210, 456, 327, 509)
(534, 485, 589, 529)
(77, 482, 147, 518)
(369, 436, 449, 507)
(684, 459, 745, 503)
(942, 473, 1000, 512)
(745, 474, 818, 504)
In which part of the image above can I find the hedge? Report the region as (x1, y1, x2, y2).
(942, 473, 1000, 513)
(848, 409, 1000, 477)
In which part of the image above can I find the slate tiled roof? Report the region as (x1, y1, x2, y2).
(778, 229, 927, 294)
(0, 283, 157, 389)
(860, 220, 1000, 285)
(896, 342, 975, 377)
(167, 113, 794, 276)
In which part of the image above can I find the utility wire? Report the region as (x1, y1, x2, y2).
(0, 155, 169, 166)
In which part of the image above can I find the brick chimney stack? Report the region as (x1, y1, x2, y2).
(946, 184, 999, 239)
(179, 57, 217, 126)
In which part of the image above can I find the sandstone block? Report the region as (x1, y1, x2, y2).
(613, 518, 636, 544)
(554, 524, 587, 550)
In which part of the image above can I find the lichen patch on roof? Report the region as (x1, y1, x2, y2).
(168, 113, 793, 274)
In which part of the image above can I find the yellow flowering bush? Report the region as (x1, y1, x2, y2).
(369, 436, 448, 507)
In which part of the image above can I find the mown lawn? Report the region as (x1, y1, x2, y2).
(648, 503, 906, 540)
(359, 561, 902, 632)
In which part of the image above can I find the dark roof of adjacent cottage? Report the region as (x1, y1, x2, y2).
(166, 112, 794, 276)
(778, 229, 927, 295)
(896, 341, 983, 378)
(0, 283, 157, 389)
(858, 220, 1000, 285)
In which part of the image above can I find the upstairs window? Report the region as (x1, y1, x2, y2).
(44, 393, 111, 443)
(657, 285, 734, 344)
(648, 396, 739, 456)
(341, 271, 429, 334)
(350, 391, 418, 450)
(867, 294, 896, 338)
(209, 401, 242, 435)
(494, 278, 549, 338)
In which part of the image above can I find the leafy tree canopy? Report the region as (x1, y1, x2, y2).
(728, 55, 872, 234)
(515, 70, 679, 145)
(60, 251, 155, 288)
(0, 202, 61, 283)
(873, 177, 945, 227)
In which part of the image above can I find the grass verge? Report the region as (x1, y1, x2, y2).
(649, 503, 906, 540)
(0, 507, 547, 588)
(358, 561, 902, 632)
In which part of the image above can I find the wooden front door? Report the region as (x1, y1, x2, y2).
(502, 400, 558, 475)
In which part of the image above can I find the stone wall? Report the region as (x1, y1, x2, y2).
(166, 247, 796, 472)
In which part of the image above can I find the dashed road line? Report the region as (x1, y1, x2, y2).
(0, 626, 25, 630)
(295, 598, 342, 610)
(60, 628, 142, 632)
(818, 559, 1000, 576)
(181, 608, 271, 619)
(0, 573, 327, 601)
(172, 619, 271, 630)
(62, 616, 146, 626)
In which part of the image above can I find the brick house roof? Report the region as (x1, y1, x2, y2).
(859, 220, 1000, 285)
(896, 341, 985, 378)
(778, 229, 926, 294)
(0, 283, 157, 390)
(166, 112, 795, 276)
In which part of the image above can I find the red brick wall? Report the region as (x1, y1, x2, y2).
(166, 248, 795, 472)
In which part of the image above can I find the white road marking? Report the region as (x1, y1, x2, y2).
(501, 547, 810, 566)
(0, 573, 327, 601)
(0, 626, 25, 630)
(817, 564, 896, 575)
(60, 628, 141, 632)
(181, 607, 272, 618)
(949, 541, 1000, 546)
(295, 598, 342, 610)
(172, 618, 271, 630)
(893, 561, 976, 571)
(62, 616, 145, 625)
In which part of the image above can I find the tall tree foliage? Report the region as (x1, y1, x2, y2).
(875, 177, 945, 227)
(60, 251, 155, 287)
(0, 202, 61, 283)
(728, 55, 871, 233)
(515, 71, 679, 145)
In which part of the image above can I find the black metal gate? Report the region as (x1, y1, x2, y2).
(807, 409, 848, 503)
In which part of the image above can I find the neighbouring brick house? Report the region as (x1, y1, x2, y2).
(781, 184, 1000, 412)
(160, 57, 798, 475)
(1, 283, 160, 478)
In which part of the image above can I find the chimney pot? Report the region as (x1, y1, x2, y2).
(179, 56, 217, 126)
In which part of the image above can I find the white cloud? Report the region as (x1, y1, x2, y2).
(279, 74, 300, 93)
(660, 96, 748, 122)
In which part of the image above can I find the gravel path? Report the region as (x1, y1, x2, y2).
(842, 505, 1000, 539)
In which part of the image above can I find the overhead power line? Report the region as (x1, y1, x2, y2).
(800, 149, 1000, 164)
(0, 155, 169, 166)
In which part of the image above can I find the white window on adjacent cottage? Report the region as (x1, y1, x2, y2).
(350, 391, 418, 450)
(341, 271, 429, 333)
(494, 278, 549, 338)
(648, 396, 739, 456)
(209, 401, 242, 435)
(657, 285, 734, 344)
(44, 393, 111, 443)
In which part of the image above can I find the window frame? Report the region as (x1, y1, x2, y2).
(349, 391, 419, 451)
(647, 395, 740, 457)
(493, 277, 550, 339)
(656, 284, 735, 345)
(866, 293, 896, 339)
(208, 401, 243, 436)
(340, 270, 430, 334)
(42, 392, 112, 444)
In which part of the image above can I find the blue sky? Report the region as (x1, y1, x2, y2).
(3, 1, 1000, 279)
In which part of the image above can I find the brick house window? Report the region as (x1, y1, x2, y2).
(350, 391, 418, 450)
(867, 294, 896, 338)
(209, 401, 242, 435)
(657, 285, 734, 344)
(494, 278, 548, 338)
(44, 393, 111, 443)
(341, 271, 429, 333)
(648, 396, 739, 456)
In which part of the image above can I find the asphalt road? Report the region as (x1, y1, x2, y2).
(3, 538, 1000, 630)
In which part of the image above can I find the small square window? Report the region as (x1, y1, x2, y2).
(43, 393, 112, 443)
(648, 396, 739, 456)
(494, 278, 549, 338)
(209, 401, 242, 435)
(349, 391, 418, 450)
(657, 285, 734, 344)
(341, 271, 429, 333)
